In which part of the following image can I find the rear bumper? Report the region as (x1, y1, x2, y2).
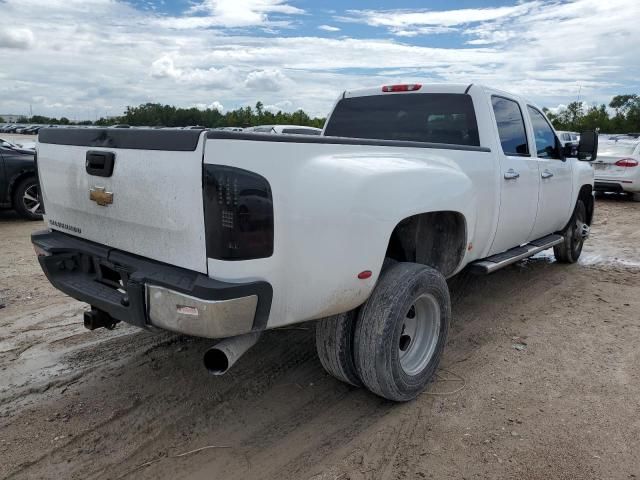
(594, 180, 639, 193)
(594, 181, 625, 193)
(31, 230, 272, 338)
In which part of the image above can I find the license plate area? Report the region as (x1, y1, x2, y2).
(95, 260, 130, 292)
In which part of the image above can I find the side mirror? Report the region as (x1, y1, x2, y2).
(578, 130, 598, 161)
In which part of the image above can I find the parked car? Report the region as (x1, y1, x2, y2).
(32, 83, 597, 402)
(0, 137, 35, 152)
(23, 125, 42, 134)
(556, 131, 579, 157)
(593, 136, 640, 200)
(1, 138, 22, 149)
(215, 126, 245, 132)
(605, 133, 640, 141)
(0, 142, 42, 219)
(248, 125, 322, 135)
(17, 141, 36, 150)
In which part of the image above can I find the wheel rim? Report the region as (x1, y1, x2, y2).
(399, 293, 441, 376)
(23, 183, 43, 215)
(572, 211, 587, 251)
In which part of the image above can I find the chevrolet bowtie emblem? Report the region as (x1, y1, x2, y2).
(89, 187, 113, 206)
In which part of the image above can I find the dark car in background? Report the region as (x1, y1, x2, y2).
(0, 142, 42, 220)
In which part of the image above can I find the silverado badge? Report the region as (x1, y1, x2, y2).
(89, 186, 113, 206)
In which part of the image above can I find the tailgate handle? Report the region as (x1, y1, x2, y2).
(86, 151, 115, 177)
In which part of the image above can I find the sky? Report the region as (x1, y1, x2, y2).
(0, 0, 638, 121)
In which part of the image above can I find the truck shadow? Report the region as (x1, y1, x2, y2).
(0, 209, 27, 223)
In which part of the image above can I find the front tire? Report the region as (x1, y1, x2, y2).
(554, 200, 587, 263)
(631, 193, 640, 202)
(13, 177, 43, 220)
(354, 263, 451, 402)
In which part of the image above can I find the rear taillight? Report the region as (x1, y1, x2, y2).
(381, 84, 422, 92)
(203, 165, 274, 260)
(615, 158, 638, 167)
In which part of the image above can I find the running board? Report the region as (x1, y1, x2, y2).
(469, 234, 564, 274)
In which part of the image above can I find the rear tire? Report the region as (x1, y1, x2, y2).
(354, 262, 450, 402)
(315, 310, 361, 387)
(12, 176, 43, 221)
(554, 200, 587, 263)
(314, 258, 400, 388)
(632, 193, 640, 202)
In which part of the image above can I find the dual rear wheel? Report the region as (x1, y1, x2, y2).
(317, 200, 590, 401)
(315, 262, 450, 402)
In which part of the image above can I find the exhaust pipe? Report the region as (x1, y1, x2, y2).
(203, 331, 261, 376)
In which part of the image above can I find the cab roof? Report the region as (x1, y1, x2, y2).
(343, 83, 474, 98)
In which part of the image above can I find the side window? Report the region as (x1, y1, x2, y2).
(527, 106, 560, 159)
(491, 96, 529, 156)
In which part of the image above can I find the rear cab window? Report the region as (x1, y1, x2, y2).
(491, 96, 529, 156)
(324, 93, 480, 147)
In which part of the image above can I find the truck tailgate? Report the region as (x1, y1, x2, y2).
(37, 128, 208, 273)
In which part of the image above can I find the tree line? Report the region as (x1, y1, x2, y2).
(96, 102, 326, 129)
(3, 102, 326, 129)
(5, 94, 639, 133)
(543, 94, 639, 133)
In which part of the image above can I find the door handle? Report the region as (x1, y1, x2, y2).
(504, 169, 520, 180)
(541, 169, 554, 179)
(86, 151, 115, 177)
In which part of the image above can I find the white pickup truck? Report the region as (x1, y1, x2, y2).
(32, 84, 598, 401)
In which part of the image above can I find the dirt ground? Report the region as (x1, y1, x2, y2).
(1, 196, 639, 480)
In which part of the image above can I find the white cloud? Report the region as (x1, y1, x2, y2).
(0, 0, 638, 121)
(264, 100, 293, 113)
(150, 56, 181, 79)
(195, 100, 226, 112)
(339, 4, 535, 36)
(0, 27, 35, 49)
(209, 100, 225, 112)
(160, 0, 304, 29)
(245, 69, 288, 91)
(151, 56, 238, 87)
(318, 25, 340, 32)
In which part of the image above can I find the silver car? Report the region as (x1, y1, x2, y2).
(593, 136, 640, 201)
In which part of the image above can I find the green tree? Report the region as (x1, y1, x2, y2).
(581, 105, 610, 131)
(255, 101, 264, 118)
(546, 94, 640, 133)
(609, 94, 638, 115)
